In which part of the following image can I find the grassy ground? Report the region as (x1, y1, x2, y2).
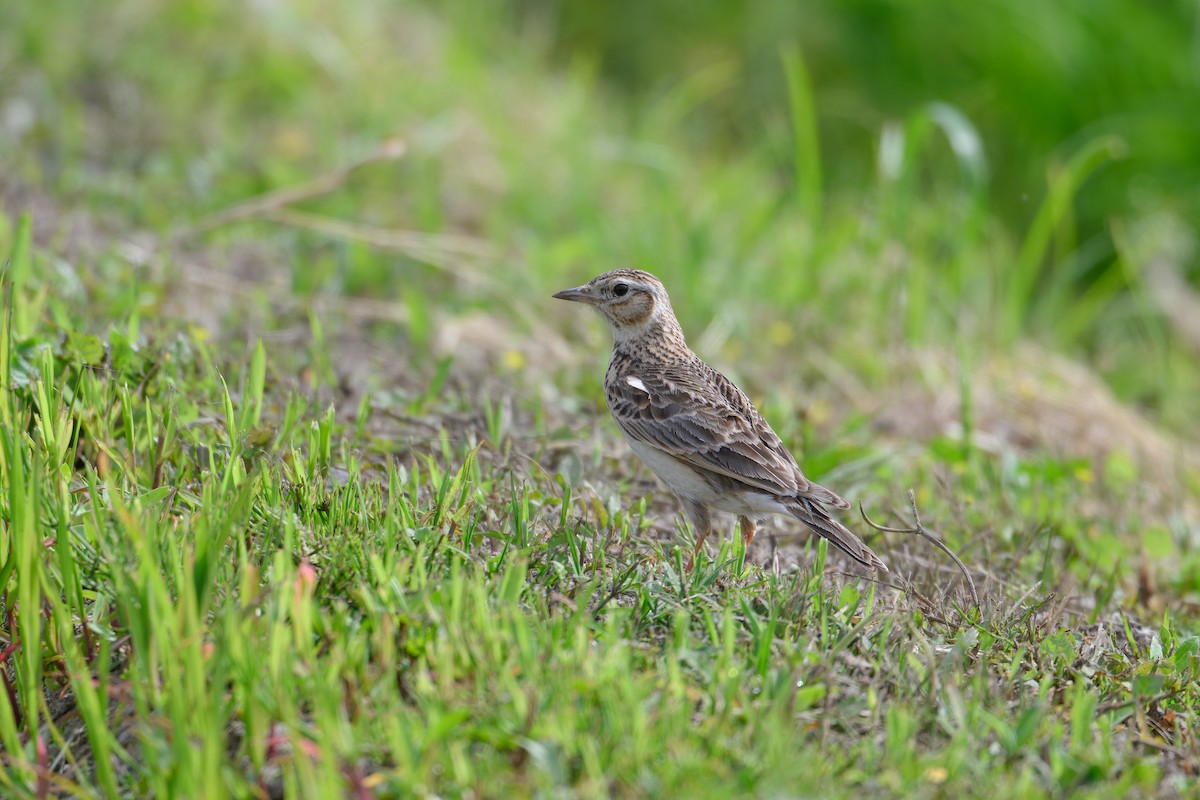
(1, 1, 1199, 797)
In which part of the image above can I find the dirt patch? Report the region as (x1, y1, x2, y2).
(873, 345, 1200, 519)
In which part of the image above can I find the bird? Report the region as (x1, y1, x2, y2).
(553, 268, 888, 573)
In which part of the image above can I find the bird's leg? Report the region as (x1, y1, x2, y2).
(738, 515, 756, 545)
(681, 499, 712, 572)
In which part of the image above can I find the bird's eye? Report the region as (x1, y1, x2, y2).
(613, 283, 630, 297)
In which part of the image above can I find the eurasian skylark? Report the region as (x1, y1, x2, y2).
(554, 268, 888, 572)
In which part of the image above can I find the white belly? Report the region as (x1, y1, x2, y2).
(625, 437, 790, 517)
(627, 438, 713, 497)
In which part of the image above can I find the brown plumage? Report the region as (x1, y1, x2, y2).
(554, 268, 887, 572)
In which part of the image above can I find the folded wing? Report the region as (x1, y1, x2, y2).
(606, 361, 849, 510)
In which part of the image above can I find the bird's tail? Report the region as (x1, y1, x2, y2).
(787, 497, 889, 572)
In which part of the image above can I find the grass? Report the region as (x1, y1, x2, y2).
(1, 291, 1195, 796)
(2, 0, 1199, 797)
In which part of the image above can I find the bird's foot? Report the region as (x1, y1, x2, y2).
(738, 515, 757, 545)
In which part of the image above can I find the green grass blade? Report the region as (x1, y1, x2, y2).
(1007, 135, 1126, 340)
(781, 43, 822, 232)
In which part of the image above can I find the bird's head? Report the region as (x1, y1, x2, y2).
(553, 269, 677, 341)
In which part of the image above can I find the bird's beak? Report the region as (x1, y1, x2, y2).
(552, 285, 597, 304)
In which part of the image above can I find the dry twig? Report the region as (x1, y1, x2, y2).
(167, 137, 498, 280)
(860, 489, 981, 610)
(262, 207, 493, 278)
(172, 138, 409, 240)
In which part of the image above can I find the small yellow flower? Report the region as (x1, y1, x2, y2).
(923, 766, 949, 784)
(767, 320, 793, 347)
(808, 400, 831, 425)
(273, 126, 312, 160)
(501, 349, 526, 371)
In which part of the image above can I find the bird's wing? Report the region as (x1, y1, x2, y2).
(607, 361, 846, 506)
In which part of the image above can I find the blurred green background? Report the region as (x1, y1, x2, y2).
(3, 3, 1200, 795)
(519, 0, 1200, 233)
(2, 0, 1198, 425)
